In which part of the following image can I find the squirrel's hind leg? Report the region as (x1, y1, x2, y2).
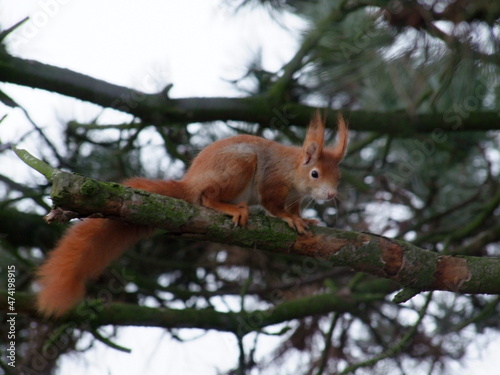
(198, 154, 257, 226)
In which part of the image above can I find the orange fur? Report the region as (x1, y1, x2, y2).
(36, 113, 349, 317)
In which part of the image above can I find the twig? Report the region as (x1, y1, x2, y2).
(316, 312, 341, 375)
(339, 292, 433, 374)
(0, 17, 29, 43)
(12, 147, 56, 180)
(90, 327, 132, 353)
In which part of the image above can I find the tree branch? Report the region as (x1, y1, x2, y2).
(1, 51, 498, 133)
(15, 148, 500, 297)
(0, 290, 384, 334)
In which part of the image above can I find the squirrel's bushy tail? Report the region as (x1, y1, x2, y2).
(36, 178, 189, 317)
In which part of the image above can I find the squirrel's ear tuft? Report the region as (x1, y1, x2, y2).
(303, 110, 325, 155)
(331, 113, 348, 162)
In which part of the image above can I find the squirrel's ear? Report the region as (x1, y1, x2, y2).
(331, 113, 349, 162)
(303, 141, 319, 165)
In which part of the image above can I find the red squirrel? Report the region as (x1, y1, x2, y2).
(36, 112, 348, 317)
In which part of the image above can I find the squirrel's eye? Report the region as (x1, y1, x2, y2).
(311, 170, 319, 179)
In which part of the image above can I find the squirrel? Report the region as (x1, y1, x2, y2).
(35, 111, 349, 317)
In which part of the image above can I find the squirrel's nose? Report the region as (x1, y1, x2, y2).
(327, 191, 336, 200)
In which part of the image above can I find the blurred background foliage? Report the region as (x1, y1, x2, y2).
(0, 0, 499, 374)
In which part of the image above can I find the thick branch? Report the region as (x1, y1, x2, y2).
(1, 52, 497, 133)
(0, 290, 383, 334)
(15, 149, 500, 296)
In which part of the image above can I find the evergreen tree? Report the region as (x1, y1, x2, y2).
(0, 1, 499, 374)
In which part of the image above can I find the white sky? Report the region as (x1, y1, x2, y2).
(0, 1, 499, 374)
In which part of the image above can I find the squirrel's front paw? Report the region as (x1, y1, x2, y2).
(282, 216, 310, 234)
